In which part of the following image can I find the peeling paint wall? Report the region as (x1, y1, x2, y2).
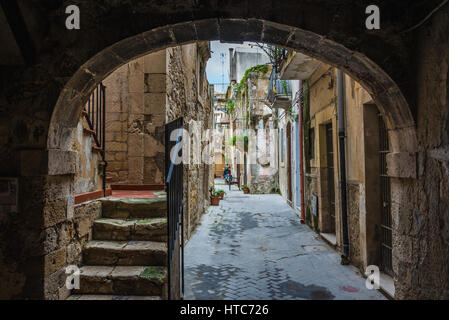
(304, 65, 338, 236)
(73, 120, 103, 194)
(233, 70, 276, 194)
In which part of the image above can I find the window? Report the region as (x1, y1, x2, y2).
(309, 128, 315, 160)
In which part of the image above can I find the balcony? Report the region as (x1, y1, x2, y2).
(215, 112, 230, 124)
(279, 50, 321, 80)
(267, 70, 292, 109)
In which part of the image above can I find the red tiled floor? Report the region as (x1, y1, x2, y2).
(110, 190, 157, 199)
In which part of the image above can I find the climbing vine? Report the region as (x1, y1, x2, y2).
(226, 99, 235, 114)
(233, 64, 269, 98)
(281, 80, 288, 95)
(228, 135, 249, 151)
(287, 106, 298, 122)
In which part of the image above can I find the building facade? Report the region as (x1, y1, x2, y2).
(278, 50, 395, 297)
(219, 46, 279, 193)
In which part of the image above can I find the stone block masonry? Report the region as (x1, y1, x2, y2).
(44, 199, 102, 299)
(165, 43, 214, 240)
(103, 43, 214, 241)
(103, 53, 166, 185)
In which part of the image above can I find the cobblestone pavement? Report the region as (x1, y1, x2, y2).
(184, 180, 386, 300)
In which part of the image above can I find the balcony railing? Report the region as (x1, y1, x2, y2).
(267, 69, 292, 108)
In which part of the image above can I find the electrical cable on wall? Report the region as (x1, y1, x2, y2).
(401, 0, 449, 34)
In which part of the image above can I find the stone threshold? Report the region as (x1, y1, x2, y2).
(379, 272, 395, 299)
(319, 232, 394, 300)
(320, 232, 337, 246)
(111, 184, 165, 191)
(75, 188, 112, 205)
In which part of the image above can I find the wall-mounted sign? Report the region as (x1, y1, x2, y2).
(0, 178, 19, 213)
(312, 194, 318, 216)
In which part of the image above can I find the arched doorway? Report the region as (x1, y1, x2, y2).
(49, 20, 416, 153)
(45, 19, 418, 300)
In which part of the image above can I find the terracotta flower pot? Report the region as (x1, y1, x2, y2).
(210, 196, 220, 206)
(218, 194, 224, 200)
(243, 189, 249, 194)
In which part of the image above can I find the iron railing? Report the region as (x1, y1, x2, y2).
(165, 117, 184, 300)
(267, 69, 293, 104)
(83, 83, 107, 195)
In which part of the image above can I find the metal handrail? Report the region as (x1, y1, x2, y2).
(165, 117, 184, 300)
(83, 83, 107, 195)
(166, 129, 183, 184)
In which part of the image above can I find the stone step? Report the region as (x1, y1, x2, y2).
(93, 218, 167, 242)
(75, 266, 167, 297)
(83, 240, 167, 266)
(101, 197, 166, 219)
(67, 294, 161, 300)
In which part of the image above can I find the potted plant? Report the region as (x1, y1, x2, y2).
(209, 187, 221, 206)
(217, 190, 226, 200)
(242, 185, 250, 194)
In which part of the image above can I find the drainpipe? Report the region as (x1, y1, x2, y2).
(299, 81, 306, 224)
(337, 69, 350, 264)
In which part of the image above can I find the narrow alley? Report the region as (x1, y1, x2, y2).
(1, 2, 449, 304)
(185, 180, 385, 300)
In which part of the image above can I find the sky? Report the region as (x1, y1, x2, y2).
(206, 41, 265, 94)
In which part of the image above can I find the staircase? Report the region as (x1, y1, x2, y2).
(68, 195, 168, 300)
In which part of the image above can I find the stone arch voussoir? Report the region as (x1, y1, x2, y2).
(48, 18, 417, 156)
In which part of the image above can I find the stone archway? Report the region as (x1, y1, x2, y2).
(48, 19, 417, 153)
(46, 18, 418, 299)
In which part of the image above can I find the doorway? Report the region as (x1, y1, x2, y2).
(325, 123, 336, 234)
(295, 120, 301, 211)
(378, 113, 393, 277)
(287, 122, 293, 203)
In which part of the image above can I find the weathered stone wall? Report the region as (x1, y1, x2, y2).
(103, 51, 166, 185)
(249, 75, 277, 194)
(304, 174, 318, 230)
(347, 182, 362, 269)
(233, 70, 275, 194)
(166, 43, 213, 240)
(44, 200, 101, 299)
(39, 114, 105, 299)
(392, 7, 449, 299)
(102, 43, 213, 241)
